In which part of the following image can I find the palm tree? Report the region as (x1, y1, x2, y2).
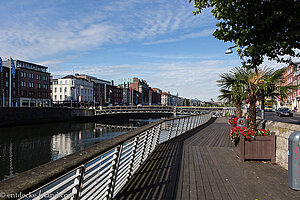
(217, 72, 246, 118)
(231, 66, 289, 130)
(256, 67, 286, 119)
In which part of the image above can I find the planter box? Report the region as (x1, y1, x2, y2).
(235, 135, 276, 163)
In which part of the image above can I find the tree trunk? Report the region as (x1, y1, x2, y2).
(261, 97, 265, 120)
(248, 95, 257, 130)
(235, 101, 242, 118)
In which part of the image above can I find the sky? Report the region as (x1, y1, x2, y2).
(0, 0, 293, 101)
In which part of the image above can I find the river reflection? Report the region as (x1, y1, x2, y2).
(0, 118, 159, 181)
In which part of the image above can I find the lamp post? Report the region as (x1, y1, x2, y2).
(225, 45, 246, 64)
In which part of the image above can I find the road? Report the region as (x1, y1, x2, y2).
(257, 111, 300, 125)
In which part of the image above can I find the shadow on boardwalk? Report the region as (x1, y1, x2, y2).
(115, 118, 300, 200)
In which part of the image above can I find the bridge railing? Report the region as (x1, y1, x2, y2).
(0, 112, 212, 200)
(95, 106, 235, 116)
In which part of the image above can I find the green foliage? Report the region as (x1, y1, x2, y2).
(189, 0, 300, 67)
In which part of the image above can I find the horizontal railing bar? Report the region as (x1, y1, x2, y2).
(82, 166, 112, 188)
(81, 173, 112, 197)
(34, 172, 79, 198)
(85, 154, 114, 172)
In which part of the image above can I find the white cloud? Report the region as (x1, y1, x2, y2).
(143, 28, 215, 45)
(0, 0, 215, 60)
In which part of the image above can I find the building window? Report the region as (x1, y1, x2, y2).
(54, 87, 57, 92)
(44, 84, 48, 89)
(12, 74, 15, 79)
(65, 95, 67, 99)
(37, 75, 41, 80)
(38, 92, 41, 98)
(21, 72, 27, 78)
(29, 82, 34, 88)
(37, 83, 41, 89)
(60, 95, 62, 100)
(5, 72, 8, 78)
(5, 81, 8, 87)
(12, 82, 15, 88)
(29, 73, 34, 79)
(43, 76, 48, 81)
(60, 87, 62, 93)
(64, 87, 67, 92)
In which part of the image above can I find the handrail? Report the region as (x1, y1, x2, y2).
(0, 112, 213, 200)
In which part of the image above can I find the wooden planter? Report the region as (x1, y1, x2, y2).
(235, 135, 276, 163)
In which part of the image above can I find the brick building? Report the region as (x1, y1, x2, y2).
(118, 77, 158, 105)
(1, 59, 51, 107)
(279, 62, 300, 110)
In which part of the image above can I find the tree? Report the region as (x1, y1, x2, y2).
(217, 72, 246, 118)
(231, 66, 289, 130)
(189, 0, 300, 67)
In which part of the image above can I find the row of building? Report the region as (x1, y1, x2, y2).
(276, 62, 300, 110)
(0, 58, 198, 107)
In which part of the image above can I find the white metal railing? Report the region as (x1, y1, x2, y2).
(8, 113, 212, 200)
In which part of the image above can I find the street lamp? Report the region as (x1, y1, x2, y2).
(225, 45, 246, 64)
(225, 45, 238, 54)
(225, 49, 233, 54)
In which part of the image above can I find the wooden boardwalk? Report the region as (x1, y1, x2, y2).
(115, 118, 300, 200)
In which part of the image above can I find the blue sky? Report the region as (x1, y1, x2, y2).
(0, 0, 288, 101)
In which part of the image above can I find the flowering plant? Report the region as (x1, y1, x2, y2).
(256, 129, 271, 136)
(228, 117, 238, 126)
(230, 126, 271, 142)
(228, 117, 248, 127)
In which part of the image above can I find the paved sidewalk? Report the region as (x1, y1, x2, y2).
(115, 118, 300, 200)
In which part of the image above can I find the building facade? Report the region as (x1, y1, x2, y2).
(118, 77, 161, 105)
(75, 74, 111, 106)
(1, 59, 51, 107)
(279, 62, 300, 110)
(52, 75, 93, 106)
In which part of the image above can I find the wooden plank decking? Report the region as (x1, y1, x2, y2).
(115, 118, 300, 200)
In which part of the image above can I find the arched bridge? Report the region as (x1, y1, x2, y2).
(95, 106, 235, 117)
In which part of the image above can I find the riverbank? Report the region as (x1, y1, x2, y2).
(0, 107, 94, 127)
(0, 107, 174, 127)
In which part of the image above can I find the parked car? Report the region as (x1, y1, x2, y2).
(276, 107, 293, 117)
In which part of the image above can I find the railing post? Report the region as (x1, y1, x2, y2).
(152, 124, 162, 151)
(127, 137, 139, 180)
(74, 165, 86, 200)
(189, 116, 194, 130)
(185, 117, 190, 131)
(196, 115, 200, 127)
(180, 117, 186, 135)
(192, 115, 197, 129)
(139, 130, 149, 163)
(107, 145, 123, 199)
(167, 120, 174, 140)
(175, 119, 180, 137)
(197, 114, 201, 126)
(142, 129, 154, 162)
(200, 115, 203, 125)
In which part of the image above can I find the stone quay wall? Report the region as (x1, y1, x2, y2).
(257, 119, 300, 170)
(0, 107, 94, 127)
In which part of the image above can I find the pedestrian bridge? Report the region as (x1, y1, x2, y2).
(95, 106, 235, 117)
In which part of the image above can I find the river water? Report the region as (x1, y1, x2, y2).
(0, 118, 160, 181)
